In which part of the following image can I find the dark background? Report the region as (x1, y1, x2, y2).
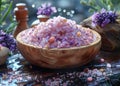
(13, 0, 90, 26)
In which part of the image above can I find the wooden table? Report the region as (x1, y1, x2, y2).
(0, 51, 120, 86)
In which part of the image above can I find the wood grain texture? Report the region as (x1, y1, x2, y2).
(16, 28, 101, 69)
(81, 17, 120, 51)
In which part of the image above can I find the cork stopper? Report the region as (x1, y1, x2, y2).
(14, 3, 28, 21)
(16, 3, 26, 6)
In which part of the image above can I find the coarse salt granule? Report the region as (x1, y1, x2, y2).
(20, 16, 94, 48)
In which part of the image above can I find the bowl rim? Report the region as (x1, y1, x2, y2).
(16, 27, 101, 51)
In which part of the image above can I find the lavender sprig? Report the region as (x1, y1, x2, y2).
(0, 30, 17, 52)
(37, 3, 57, 16)
(92, 9, 118, 27)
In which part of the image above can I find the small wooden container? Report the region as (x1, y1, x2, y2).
(31, 15, 49, 28)
(13, 3, 29, 38)
(81, 17, 120, 51)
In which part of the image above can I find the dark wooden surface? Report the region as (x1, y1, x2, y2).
(0, 51, 120, 86)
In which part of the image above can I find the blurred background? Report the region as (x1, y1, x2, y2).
(12, 0, 90, 25)
(1, 0, 120, 31)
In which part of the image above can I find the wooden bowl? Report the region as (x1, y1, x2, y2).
(16, 28, 101, 69)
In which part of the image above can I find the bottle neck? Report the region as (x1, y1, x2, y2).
(17, 20, 28, 29)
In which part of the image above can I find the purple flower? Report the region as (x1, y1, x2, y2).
(37, 3, 57, 16)
(0, 30, 17, 52)
(92, 8, 118, 27)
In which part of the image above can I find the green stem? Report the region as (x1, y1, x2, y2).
(0, 1, 13, 25)
(0, 0, 1, 16)
(5, 22, 17, 33)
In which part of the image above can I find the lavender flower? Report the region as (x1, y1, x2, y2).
(37, 3, 57, 16)
(0, 30, 17, 52)
(92, 8, 118, 27)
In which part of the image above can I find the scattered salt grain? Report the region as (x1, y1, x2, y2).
(100, 58, 105, 62)
(107, 63, 111, 68)
(87, 77, 93, 82)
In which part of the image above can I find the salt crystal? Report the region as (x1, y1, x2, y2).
(87, 77, 93, 82)
(21, 16, 94, 48)
(100, 58, 105, 62)
(107, 63, 111, 68)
